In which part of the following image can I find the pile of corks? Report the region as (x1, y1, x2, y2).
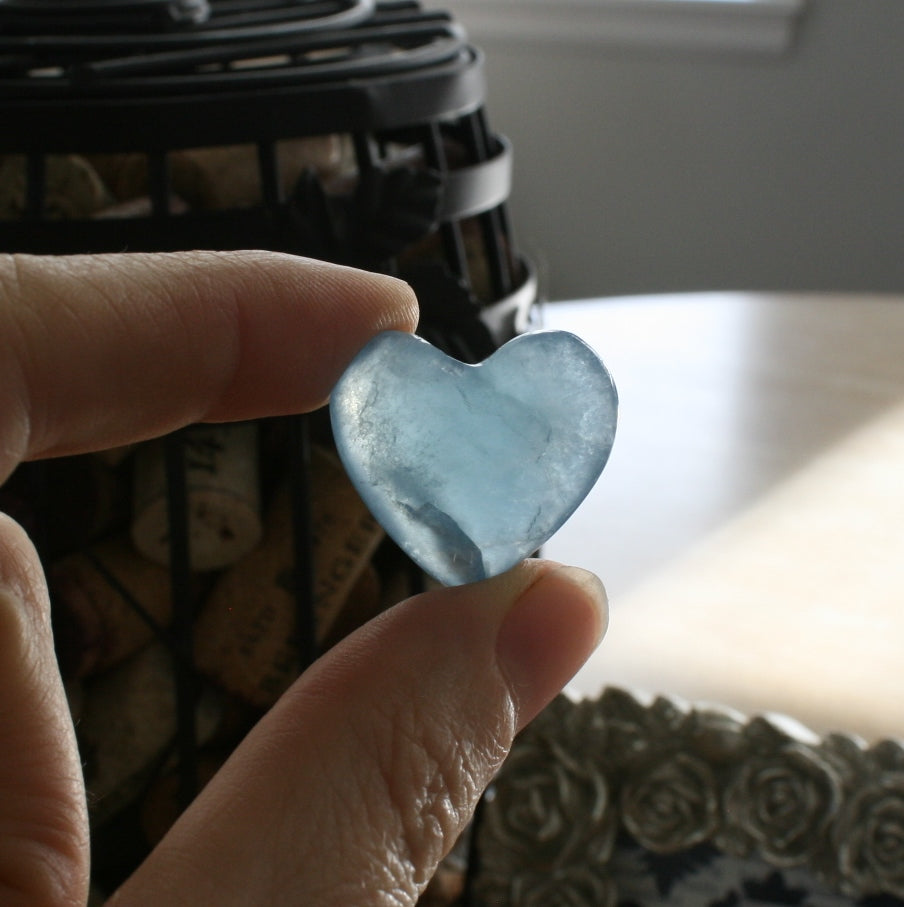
(0, 136, 348, 219)
(0, 134, 500, 308)
(2, 416, 466, 904)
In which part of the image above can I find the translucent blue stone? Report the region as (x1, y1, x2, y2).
(330, 330, 618, 586)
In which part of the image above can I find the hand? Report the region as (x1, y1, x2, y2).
(0, 251, 607, 907)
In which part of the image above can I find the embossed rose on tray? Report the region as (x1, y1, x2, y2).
(621, 752, 720, 853)
(510, 866, 616, 907)
(722, 742, 842, 867)
(481, 738, 616, 867)
(470, 690, 904, 906)
(837, 772, 904, 899)
(475, 730, 617, 906)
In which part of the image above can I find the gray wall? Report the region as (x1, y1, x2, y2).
(450, 2, 904, 300)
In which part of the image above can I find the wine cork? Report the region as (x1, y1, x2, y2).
(92, 443, 136, 468)
(93, 194, 189, 218)
(88, 138, 344, 211)
(140, 753, 223, 847)
(194, 446, 384, 708)
(132, 423, 263, 571)
(84, 152, 150, 202)
(33, 454, 127, 558)
(65, 679, 85, 724)
(420, 866, 466, 907)
(169, 136, 345, 209)
(51, 536, 174, 678)
(0, 464, 40, 540)
(0, 153, 112, 219)
(319, 563, 382, 650)
(375, 542, 423, 610)
(79, 642, 223, 826)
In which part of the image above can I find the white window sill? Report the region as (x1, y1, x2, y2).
(435, 0, 807, 55)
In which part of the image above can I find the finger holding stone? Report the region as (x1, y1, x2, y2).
(109, 560, 607, 907)
(0, 250, 418, 479)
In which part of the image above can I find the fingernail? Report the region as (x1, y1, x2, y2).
(495, 564, 607, 731)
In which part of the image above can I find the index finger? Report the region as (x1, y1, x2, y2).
(0, 250, 418, 480)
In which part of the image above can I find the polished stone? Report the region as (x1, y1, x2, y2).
(330, 330, 618, 586)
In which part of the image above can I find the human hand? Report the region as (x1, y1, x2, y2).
(0, 250, 607, 907)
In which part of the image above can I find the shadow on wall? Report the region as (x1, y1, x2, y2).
(447, 0, 904, 300)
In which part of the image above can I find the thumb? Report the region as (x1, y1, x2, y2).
(111, 559, 606, 906)
(0, 514, 90, 907)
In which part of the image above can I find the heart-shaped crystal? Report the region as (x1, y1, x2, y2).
(330, 330, 617, 586)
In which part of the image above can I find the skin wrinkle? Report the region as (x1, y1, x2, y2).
(210, 260, 259, 419)
(0, 841, 75, 907)
(300, 657, 477, 905)
(379, 721, 443, 897)
(160, 250, 285, 422)
(0, 519, 50, 678)
(209, 699, 383, 905)
(0, 523, 88, 907)
(204, 251, 417, 420)
(347, 713, 421, 904)
(64, 253, 240, 438)
(291, 757, 411, 907)
(125, 255, 244, 427)
(7, 256, 101, 461)
(0, 250, 419, 465)
(0, 259, 34, 476)
(363, 671, 514, 899)
(7, 256, 105, 458)
(2, 777, 82, 867)
(210, 254, 414, 420)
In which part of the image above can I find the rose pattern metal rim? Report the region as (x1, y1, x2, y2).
(472, 688, 904, 906)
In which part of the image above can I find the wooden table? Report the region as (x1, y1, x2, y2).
(541, 293, 904, 742)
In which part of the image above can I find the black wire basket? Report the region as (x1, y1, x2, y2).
(0, 0, 535, 897)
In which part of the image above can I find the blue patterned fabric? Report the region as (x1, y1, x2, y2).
(611, 837, 904, 907)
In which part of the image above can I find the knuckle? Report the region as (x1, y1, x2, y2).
(363, 695, 513, 896)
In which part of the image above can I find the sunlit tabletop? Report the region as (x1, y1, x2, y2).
(541, 292, 904, 742)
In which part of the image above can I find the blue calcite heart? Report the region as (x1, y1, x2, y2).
(330, 330, 618, 586)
